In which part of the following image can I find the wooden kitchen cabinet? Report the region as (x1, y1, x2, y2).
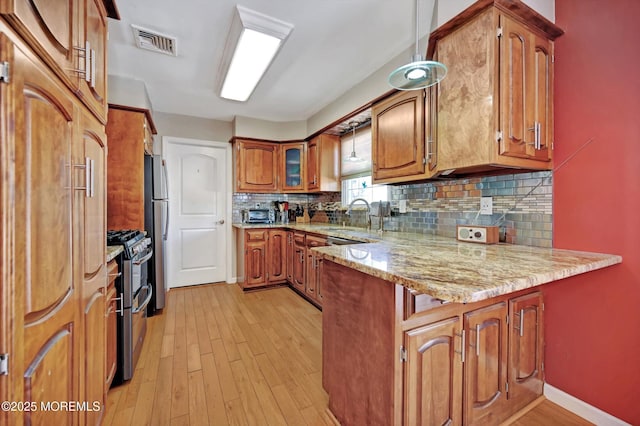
(267, 229, 287, 283)
(372, 89, 439, 184)
(322, 260, 545, 426)
(0, 18, 110, 424)
(234, 139, 280, 192)
(240, 229, 288, 289)
(280, 142, 307, 192)
(286, 231, 294, 282)
(305, 234, 327, 304)
(243, 230, 268, 288)
(463, 302, 508, 425)
(106, 105, 157, 230)
(77, 105, 108, 425)
(428, 1, 562, 175)
(508, 291, 544, 414)
(105, 260, 119, 393)
(76, 0, 108, 122)
(292, 232, 306, 292)
(404, 316, 462, 425)
(306, 134, 340, 192)
(0, 0, 111, 122)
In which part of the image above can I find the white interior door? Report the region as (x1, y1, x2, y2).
(165, 139, 228, 288)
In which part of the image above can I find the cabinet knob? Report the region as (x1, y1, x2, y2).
(217, 219, 225, 225)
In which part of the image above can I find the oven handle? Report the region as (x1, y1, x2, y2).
(132, 284, 153, 314)
(133, 249, 154, 266)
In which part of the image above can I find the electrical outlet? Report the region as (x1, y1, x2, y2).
(480, 197, 493, 215)
(399, 200, 408, 213)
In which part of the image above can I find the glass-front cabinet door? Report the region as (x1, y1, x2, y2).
(280, 142, 306, 192)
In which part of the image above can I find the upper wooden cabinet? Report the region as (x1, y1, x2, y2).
(280, 142, 306, 193)
(306, 134, 340, 192)
(234, 139, 280, 192)
(0, 0, 111, 122)
(233, 135, 339, 193)
(106, 105, 157, 230)
(428, 0, 563, 175)
(77, 0, 108, 122)
(372, 89, 438, 184)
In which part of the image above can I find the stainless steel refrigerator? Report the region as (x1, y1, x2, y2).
(144, 154, 168, 314)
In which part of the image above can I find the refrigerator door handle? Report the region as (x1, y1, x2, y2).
(164, 199, 169, 241)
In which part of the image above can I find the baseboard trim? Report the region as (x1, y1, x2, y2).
(544, 384, 631, 425)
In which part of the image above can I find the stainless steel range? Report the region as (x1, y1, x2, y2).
(107, 229, 153, 382)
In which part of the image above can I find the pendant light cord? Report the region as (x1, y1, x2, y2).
(414, 0, 420, 58)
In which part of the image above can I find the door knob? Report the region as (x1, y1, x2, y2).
(217, 219, 225, 225)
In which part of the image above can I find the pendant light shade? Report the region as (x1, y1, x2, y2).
(344, 121, 364, 163)
(388, 0, 447, 90)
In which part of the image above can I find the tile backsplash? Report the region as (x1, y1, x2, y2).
(233, 171, 553, 248)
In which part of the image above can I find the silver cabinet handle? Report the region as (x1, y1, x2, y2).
(73, 157, 94, 198)
(72, 41, 91, 82)
(217, 219, 225, 225)
(519, 309, 525, 337)
(90, 48, 96, 88)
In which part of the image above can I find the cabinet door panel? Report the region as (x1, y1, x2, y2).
(508, 292, 543, 413)
(532, 35, 552, 160)
(236, 141, 279, 192)
(286, 232, 294, 282)
(6, 33, 79, 424)
(1, 0, 78, 86)
(83, 290, 106, 425)
(372, 90, 425, 181)
(306, 139, 319, 190)
(280, 142, 306, 192)
(292, 243, 305, 291)
(463, 302, 507, 425)
(78, 0, 108, 121)
(500, 18, 530, 158)
(268, 230, 287, 282)
(405, 316, 462, 426)
(245, 242, 266, 287)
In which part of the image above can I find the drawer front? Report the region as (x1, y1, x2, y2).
(246, 229, 267, 242)
(404, 289, 447, 321)
(293, 232, 306, 245)
(306, 234, 327, 248)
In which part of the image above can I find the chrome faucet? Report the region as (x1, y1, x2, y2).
(346, 198, 371, 230)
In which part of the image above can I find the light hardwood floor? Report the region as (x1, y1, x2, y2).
(104, 283, 592, 426)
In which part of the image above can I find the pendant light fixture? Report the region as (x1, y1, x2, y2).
(344, 121, 364, 163)
(388, 0, 447, 90)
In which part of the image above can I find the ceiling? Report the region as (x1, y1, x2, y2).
(107, 0, 436, 124)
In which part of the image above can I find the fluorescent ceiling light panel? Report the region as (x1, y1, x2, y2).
(219, 6, 294, 102)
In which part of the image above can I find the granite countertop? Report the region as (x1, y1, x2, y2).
(106, 245, 124, 262)
(233, 222, 622, 303)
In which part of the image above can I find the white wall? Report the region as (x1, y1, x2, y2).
(108, 75, 153, 110)
(153, 112, 233, 154)
(233, 116, 308, 141)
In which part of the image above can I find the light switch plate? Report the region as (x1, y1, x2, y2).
(457, 225, 499, 244)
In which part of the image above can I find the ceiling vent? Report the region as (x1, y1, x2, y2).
(131, 24, 177, 56)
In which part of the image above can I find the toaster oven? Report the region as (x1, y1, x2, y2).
(246, 209, 272, 224)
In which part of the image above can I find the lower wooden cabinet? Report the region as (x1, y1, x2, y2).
(508, 292, 544, 414)
(462, 302, 508, 425)
(241, 229, 288, 289)
(105, 260, 119, 392)
(305, 234, 327, 303)
(404, 316, 462, 425)
(323, 261, 544, 426)
(291, 232, 306, 292)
